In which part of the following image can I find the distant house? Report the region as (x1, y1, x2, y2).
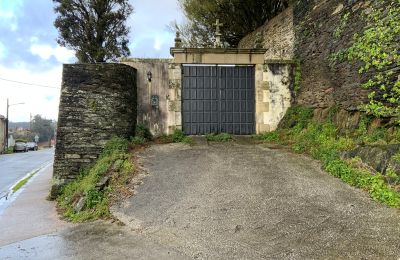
(0, 115, 6, 153)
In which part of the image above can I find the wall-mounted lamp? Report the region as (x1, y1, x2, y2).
(147, 71, 152, 82)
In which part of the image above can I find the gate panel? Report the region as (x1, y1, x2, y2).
(182, 65, 254, 135)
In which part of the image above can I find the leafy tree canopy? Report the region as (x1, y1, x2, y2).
(53, 0, 133, 63)
(31, 115, 56, 142)
(176, 0, 289, 47)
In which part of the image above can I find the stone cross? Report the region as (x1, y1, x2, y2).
(214, 19, 223, 48)
(174, 31, 182, 48)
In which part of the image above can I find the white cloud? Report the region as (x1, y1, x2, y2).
(153, 38, 162, 50)
(0, 10, 14, 19)
(30, 44, 75, 63)
(0, 63, 62, 122)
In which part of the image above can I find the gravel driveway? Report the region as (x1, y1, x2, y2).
(113, 140, 400, 259)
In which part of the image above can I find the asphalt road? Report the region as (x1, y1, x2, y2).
(0, 148, 54, 196)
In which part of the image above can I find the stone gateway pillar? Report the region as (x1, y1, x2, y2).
(50, 63, 137, 199)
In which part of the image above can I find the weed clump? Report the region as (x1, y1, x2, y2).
(157, 129, 193, 144)
(256, 105, 400, 208)
(57, 137, 134, 222)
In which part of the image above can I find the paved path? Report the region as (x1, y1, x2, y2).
(0, 164, 70, 247)
(1, 142, 399, 259)
(113, 142, 400, 259)
(0, 148, 54, 197)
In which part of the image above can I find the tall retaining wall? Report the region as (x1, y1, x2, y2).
(51, 63, 137, 198)
(239, 0, 399, 128)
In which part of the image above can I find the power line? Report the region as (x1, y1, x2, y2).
(0, 77, 60, 89)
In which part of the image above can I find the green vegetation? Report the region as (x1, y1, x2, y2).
(331, 0, 400, 122)
(293, 60, 302, 95)
(135, 124, 153, 141)
(257, 106, 400, 208)
(157, 129, 194, 144)
(53, 0, 133, 62)
(12, 171, 38, 193)
(392, 152, 400, 163)
(206, 133, 233, 142)
(176, 0, 289, 47)
(333, 12, 350, 39)
(131, 124, 153, 145)
(5, 147, 14, 154)
(57, 137, 134, 222)
(254, 132, 279, 142)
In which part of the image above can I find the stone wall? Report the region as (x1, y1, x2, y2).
(239, 0, 382, 114)
(0, 116, 5, 153)
(294, 0, 370, 110)
(123, 59, 170, 137)
(51, 63, 137, 198)
(239, 6, 294, 61)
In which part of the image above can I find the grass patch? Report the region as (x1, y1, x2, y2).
(206, 133, 233, 142)
(12, 171, 37, 193)
(257, 105, 400, 208)
(57, 137, 135, 222)
(156, 129, 194, 145)
(255, 131, 280, 142)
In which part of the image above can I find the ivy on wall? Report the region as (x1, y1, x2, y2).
(333, 0, 400, 123)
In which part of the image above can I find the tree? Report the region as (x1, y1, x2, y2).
(53, 0, 133, 63)
(176, 0, 289, 47)
(31, 115, 56, 143)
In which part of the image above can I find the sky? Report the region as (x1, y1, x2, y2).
(0, 0, 183, 122)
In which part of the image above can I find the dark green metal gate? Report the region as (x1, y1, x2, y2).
(182, 65, 255, 135)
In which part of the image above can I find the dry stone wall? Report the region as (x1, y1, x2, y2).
(51, 63, 137, 198)
(294, 0, 370, 110)
(239, 6, 294, 61)
(240, 0, 382, 111)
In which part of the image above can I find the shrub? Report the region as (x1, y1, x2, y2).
(135, 124, 152, 141)
(172, 129, 186, 142)
(130, 136, 147, 145)
(258, 132, 280, 142)
(156, 129, 193, 144)
(278, 105, 313, 130)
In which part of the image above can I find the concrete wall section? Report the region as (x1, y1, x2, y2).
(263, 63, 294, 130)
(123, 59, 170, 136)
(51, 63, 137, 198)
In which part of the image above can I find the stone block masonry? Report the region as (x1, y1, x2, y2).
(51, 63, 137, 199)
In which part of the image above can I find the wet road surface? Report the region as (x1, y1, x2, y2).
(0, 148, 54, 196)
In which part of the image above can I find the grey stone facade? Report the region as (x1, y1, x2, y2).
(51, 63, 137, 198)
